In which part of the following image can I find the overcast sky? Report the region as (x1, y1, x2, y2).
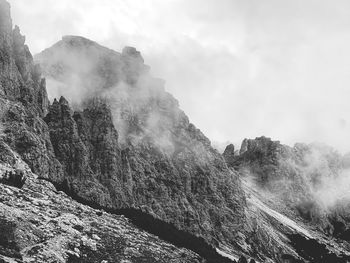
(7, 0, 350, 152)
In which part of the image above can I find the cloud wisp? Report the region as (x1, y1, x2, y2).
(8, 0, 350, 152)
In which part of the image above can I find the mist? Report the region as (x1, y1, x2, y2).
(11, 0, 350, 206)
(299, 146, 350, 210)
(7, 0, 350, 154)
(35, 37, 198, 160)
(245, 142, 350, 214)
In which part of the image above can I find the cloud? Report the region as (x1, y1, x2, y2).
(286, 144, 350, 210)
(7, 0, 350, 152)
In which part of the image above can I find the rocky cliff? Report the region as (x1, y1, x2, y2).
(0, 0, 62, 182)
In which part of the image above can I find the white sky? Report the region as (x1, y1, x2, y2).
(7, 0, 350, 152)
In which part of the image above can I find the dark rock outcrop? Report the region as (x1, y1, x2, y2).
(223, 143, 236, 167)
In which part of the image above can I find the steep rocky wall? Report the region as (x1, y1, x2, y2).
(0, 0, 63, 181)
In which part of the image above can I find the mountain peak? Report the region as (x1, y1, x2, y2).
(60, 35, 105, 49)
(62, 35, 95, 43)
(35, 35, 152, 91)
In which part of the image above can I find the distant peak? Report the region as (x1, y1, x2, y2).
(61, 35, 99, 47)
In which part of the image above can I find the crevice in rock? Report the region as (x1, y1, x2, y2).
(0, 170, 26, 189)
(38, 177, 236, 263)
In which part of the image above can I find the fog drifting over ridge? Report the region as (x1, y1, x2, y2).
(8, 0, 350, 153)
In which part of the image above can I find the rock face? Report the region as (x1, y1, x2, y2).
(223, 144, 236, 167)
(0, 0, 62, 182)
(36, 35, 248, 254)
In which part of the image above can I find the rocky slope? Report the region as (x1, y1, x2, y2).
(0, 150, 203, 263)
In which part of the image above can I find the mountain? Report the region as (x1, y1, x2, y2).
(2, 0, 350, 262)
(36, 33, 350, 262)
(224, 136, 350, 262)
(0, 1, 242, 262)
(0, 1, 254, 261)
(226, 136, 350, 235)
(34, 35, 253, 257)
